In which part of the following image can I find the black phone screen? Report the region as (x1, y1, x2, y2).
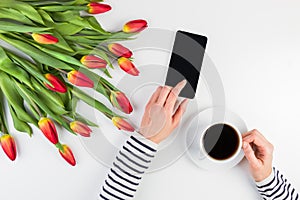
(165, 30, 207, 99)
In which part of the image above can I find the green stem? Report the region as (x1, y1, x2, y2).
(55, 68, 68, 75)
(97, 45, 117, 60)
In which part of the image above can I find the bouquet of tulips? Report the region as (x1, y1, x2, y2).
(0, 0, 147, 166)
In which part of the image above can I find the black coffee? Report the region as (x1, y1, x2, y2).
(203, 123, 239, 160)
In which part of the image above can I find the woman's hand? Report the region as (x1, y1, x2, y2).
(139, 80, 189, 144)
(242, 129, 274, 182)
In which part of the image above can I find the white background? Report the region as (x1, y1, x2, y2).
(1, 0, 300, 199)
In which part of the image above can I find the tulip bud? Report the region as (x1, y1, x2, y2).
(44, 74, 67, 93)
(58, 144, 76, 166)
(112, 117, 135, 132)
(110, 91, 133, 114)
(80, 55, 107, 69)
(123, 19, 148, 33)
(108, 43, 132, 58)
(0, 134, 17, 161)
(67, 70, 94, 88)
(38, 117, 59, 145)
(32, 33, 59, 44)
(117, 57, 139, 76)
(87, 2, 111, 14)
(70, 121, 92, 137)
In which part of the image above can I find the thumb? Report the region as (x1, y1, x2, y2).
(242, 142, 259, 168)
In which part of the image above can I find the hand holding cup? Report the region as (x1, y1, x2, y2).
(242, 129, 274, 182)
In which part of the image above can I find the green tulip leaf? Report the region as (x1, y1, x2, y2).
(39, 5, 85, 12)
(13, 1, 45, 25)
(0, 34, 73, 70)
(39, 95, 69, 115)
(6, 51, 51, 85)
(0, 47, 33, 89)
(86, 17, 110, 35)
(69, 16, 110, 35)
(0, 20, 51, 33)
(69, 94, 78, 113)
(9, 105, 33, 136)
(0, 8, 35, 25)
(65, 35, 99, 45)
(53, 22, 83, 36)
(51, 31, 74, 52)
(0, 0, 45, 25)
(101, 68, 112, 78)
(50, 10, 80, 22)
(38, 9, 54, 23)
(57, 89, 73, 111)
(26, 0, 86, 6)
(0, 90, 8, 134)
(0, 72, 37, 125)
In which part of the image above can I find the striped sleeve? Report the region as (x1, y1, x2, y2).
(256, 167, 299, 200)
(99, 132, 158, 200)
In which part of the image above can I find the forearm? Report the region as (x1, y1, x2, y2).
(256, 167, 299, 200)
(99, 132, 158, 200)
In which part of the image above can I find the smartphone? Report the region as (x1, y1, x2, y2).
(165, 30, 208, 99)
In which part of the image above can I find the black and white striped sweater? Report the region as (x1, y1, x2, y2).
(99, 132, 298, 200)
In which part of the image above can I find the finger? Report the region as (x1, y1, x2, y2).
(145, 86, 162, 110)
(156, 86, 172, 106)
(172, 99, 189, 127)
(242, 129, 261, 138)
(242, 142, 259, 168)
(165, 80, 187, 111)
(242, 132, 267, 147)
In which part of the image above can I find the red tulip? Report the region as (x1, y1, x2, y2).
(0, 134, 17, 161)
(80, 55, 107, 69)
(58, 144, 76, 166)
(108, 43, 132, 58)
(44, 74, 67, 93)
(70, 121, 92, 137)
(123, 19, 148, 33)
(32, 33, 59, 44)
(67, 70, 94, 88)
(38, 117, 59, 145)
(112, 117, 135, 132)
(117, 57, 139, 76)
(110, 91, 133, 114)
(87, 2, 111, 14)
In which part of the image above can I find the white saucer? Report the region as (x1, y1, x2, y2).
(186, 107, 247, 171)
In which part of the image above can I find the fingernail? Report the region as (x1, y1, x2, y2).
(243, 142, 248, 148)
(177, 80, 187, 90)
(180, 79, 187, 86)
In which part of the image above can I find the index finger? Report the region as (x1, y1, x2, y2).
(165, 79, 187, 111)
(242, 130, 268, 147)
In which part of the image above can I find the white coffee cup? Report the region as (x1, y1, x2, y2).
(198, 122, 242, 164)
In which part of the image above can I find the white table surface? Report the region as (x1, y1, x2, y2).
(1, 0, 300, 199)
